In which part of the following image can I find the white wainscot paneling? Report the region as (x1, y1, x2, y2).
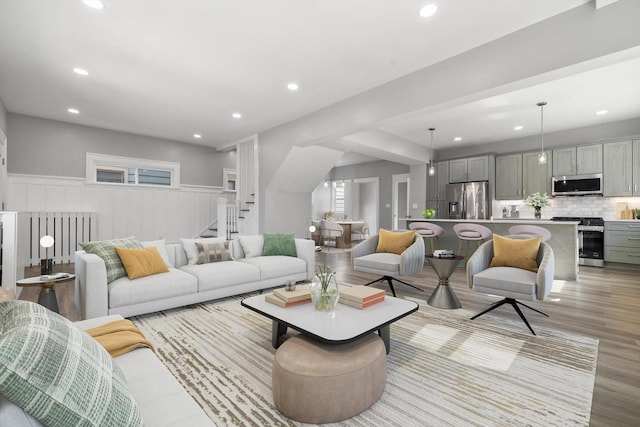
(7, 174, 224, 242)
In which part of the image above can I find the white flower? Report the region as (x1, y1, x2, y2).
(525, 192, 551, 209)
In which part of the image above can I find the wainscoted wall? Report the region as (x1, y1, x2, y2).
(494, 196, 640, 221)
(7, 174, 228, 244)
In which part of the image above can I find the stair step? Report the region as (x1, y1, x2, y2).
(245, 201, 255, 204)
(210, 228, 218, 231)
(250, 193, 255, 196)
(240, 209, 250, 212)
(238, 216, 245, 219)
(230, 231, 239, 234)
(201, 234, 216, 238)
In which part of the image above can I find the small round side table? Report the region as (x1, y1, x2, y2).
(16, 274, 75, 313)
(424, 254, 464, 309)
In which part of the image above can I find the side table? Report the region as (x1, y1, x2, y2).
(16, 274, 75, 313)
(425, 255, 464, 309)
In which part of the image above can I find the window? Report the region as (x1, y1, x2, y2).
(334, 181, 345, 213)
(86, 153, 180, 187)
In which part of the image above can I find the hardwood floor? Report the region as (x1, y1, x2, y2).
(19, 253, 640, 426)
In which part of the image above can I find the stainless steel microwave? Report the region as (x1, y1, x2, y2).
(552, 173, 603, 196)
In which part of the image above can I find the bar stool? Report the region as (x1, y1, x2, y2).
(453, 223, 493, 258)
(409, 222, 445, 253)
(508, 225, 551, 242)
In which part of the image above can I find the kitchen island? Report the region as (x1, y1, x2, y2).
(402, 218, 578, 280)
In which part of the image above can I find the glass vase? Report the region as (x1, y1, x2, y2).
(534, 208, 542, 220)
(310, 276, 340, 316)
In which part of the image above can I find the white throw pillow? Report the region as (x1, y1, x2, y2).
(238, 235, 264, 258)
(181, 237, 225, 265)
(141, 239, 174, 268)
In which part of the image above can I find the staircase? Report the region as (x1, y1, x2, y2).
(197, 194, 256, 240)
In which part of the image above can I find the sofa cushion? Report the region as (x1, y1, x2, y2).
(80, 236, 143, 283)
(181, 261, 261, 292)
(353, 253, 401, 274)
(238, 235, 264, 258)
(0, 301, 143, 427)
(263, 233, 297, 257)
(142, 239, 174, 268)
(116, 247, 170, 280)
(239, 256, 307, 280)
(473, 266, 537, 299)
(108, 269, 198, 309)
(180, 237, 226, 265)
(195, 241, 232, 264)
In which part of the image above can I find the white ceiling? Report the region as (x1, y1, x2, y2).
(1, 0, 637, 165)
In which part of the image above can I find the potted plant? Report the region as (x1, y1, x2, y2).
(524, 192, 551, 220)
(310, 264, 340, 315)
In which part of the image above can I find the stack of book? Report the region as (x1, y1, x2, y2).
(265, 285, 311, 307)
(339, 285, 385, 309)
(433, 249, 456, 258)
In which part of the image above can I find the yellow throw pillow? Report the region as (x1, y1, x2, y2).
(376, 229, 416, 255)
(115, 246, 169, 280)
(490, 234, 541, 272)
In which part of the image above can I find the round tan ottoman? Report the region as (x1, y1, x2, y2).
(272, 333, 386, 424)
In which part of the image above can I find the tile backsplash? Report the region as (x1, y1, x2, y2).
(494, 196, 640, 220)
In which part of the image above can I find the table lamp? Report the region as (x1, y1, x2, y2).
(40, 235, 54, 275)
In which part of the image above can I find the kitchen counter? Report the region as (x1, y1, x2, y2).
(401, 218, 578, 280)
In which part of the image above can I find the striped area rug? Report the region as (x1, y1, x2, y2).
(132, 295, 598, 426)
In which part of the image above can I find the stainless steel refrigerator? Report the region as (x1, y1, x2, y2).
(445, 181, 490, 219)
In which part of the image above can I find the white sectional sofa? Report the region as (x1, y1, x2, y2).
(75, 236, 315, 319)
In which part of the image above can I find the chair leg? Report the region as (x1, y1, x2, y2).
(392, 277, 424, 293)
(363, 275, 424, 298)
(384, 277, 397, 298)
(471, 297, 546, 336)
(465, 240, 470, 259)
(430, 237, 435, 254)
(457, 239, 462, 256)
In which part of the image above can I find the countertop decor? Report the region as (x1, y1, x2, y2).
(525, 192, 551, 220)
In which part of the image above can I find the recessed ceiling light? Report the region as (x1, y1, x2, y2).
(454, 137, 462, 142)
(595, 110, 608, 115)
(82, 0, 104, 10)
(232, 112, 242, 119)
(67, 108, 80, 114)
(287, 83, 299, 91)
(73, 67, 89, 76)
(514, 125, 524, 131)
(419, 4, 438, 18)
(193, 134, 202, 139)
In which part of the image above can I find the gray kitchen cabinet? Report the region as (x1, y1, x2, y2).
(603, 140, 633, 196)
(552, 144, 602, 176)
(495, 154, 522, 200)
(427, 161, 449, 200)
(604, 221, 640, 265)
(448, 156, 489, 183)
(633, 140, 640, 195)
(448, 158, 468, 183)
(522, 150, 552, 196)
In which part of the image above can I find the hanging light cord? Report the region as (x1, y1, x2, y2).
(429, 127, 435, 162)
(538, 102, 546, 153)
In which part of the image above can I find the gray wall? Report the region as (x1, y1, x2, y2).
(438, 117, 640, 160)
(334, 160, 409, 230)
(7, 114, 235, 186)
(0, 96, 7, 136)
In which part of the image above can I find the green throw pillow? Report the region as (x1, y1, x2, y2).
(263, 233, 297, 257)
(0, 301, 143, 427)
(80, 236, 143, 283)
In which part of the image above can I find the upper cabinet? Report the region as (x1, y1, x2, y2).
(603, 140, 640, 197)
(522, 150, 553, 196)
(552, 144, 602, 176)
(449, 155, 490, 183)
(427, 161, 449, 201)
(495, 154, 522, 200)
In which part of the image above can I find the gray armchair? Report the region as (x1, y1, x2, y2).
(352, 232, 425, 297)
(466, 239, 555, 335)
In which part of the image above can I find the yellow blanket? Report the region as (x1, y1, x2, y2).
(86, 319, 155, 358)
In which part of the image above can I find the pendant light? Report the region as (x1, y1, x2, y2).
(537, 102, 547, 165)
(428, 127, 436, 176)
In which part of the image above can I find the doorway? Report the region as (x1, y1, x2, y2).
(392, 173, 410, 230)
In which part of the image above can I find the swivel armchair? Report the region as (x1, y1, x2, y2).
(466, 236, 554, 335)
(352, 231, 425, 297)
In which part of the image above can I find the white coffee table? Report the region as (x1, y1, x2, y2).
(241, 286, 418, 354)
